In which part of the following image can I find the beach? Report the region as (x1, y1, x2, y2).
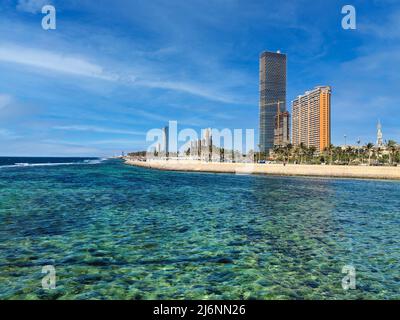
(125, 159, 400, 180)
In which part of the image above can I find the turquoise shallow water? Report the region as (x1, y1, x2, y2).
(0, 159, 399, 300)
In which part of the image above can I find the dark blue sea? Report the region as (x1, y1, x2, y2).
(0, 157, 399, 299)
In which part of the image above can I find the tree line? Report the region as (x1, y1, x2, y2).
(271, 140, 399, 166)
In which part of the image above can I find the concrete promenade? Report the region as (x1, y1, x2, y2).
(125, 159, 400, 180)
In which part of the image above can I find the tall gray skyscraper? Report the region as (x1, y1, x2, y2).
(259, 51, 287, 153)
(162, 126, 169, 156)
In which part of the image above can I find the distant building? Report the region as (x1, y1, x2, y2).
(162, 126, 169, 156)
(376, 120, 383, 147)
(204, 128, 212, 147)
(292, 86, 331, 152)
(203, 128, 213, 161)
(274, 111, 290, 147)
(259, 50, 287, 154)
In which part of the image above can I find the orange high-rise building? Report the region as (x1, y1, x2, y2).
(291, 86, 331, 152)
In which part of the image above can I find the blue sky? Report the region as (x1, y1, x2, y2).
(0, 0, 399, 156)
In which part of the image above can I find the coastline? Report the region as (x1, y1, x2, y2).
(124, 159, 400, 180)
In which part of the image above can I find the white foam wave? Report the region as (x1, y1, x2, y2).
(83, 158, 108, 165)
(0, 158, 107, 169)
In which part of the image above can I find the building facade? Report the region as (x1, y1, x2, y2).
(259, 50, 287, 153)
(292, 86, 331, 152)
(274, 111, 290, 147)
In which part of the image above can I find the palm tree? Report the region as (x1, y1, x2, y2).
(273, 145, 285, 162)
(376, 146, 382, 164)
(345, 146, 354, 164)
(256, 144, 261, 163)
(308, 146, 317, 163)
(365, 143, 374, 166)
(285, 143, 293, 164)
(334, 146, 342, 163)
(387, 140, 397, 165)
(299, 143, 308, 164)
(325, 144, 334, 165)
(293, 146, 300, 164)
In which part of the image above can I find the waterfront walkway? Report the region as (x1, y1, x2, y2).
(125, 159, 400, 180)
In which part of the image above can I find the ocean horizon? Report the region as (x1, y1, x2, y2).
(0, 158, 399, 299)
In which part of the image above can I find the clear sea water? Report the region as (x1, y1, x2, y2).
(0, 158, 399, 300)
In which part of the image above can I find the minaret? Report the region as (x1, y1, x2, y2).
(376, 120, 383, 147)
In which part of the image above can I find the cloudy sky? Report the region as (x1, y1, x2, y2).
(0, 0, 399, 156)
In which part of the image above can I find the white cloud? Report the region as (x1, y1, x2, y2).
(137, 80, 236, 104)
(0, 128, 20, 139)
(0, 94, 12, 110)
(0, 44, 117, 81)
(360, 10, 400, 40)
(16, 0, 52, 14)
(52, 125, 144, 136)
(75, 139, 145, 146)
(0, 129, 13, 136)
(0, 140, 100, 156)
(0, 42, 244, 103)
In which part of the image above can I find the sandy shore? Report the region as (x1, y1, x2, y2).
(124, 159, 400, 180)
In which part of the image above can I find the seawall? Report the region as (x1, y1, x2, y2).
(124, 159, 400, 180)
